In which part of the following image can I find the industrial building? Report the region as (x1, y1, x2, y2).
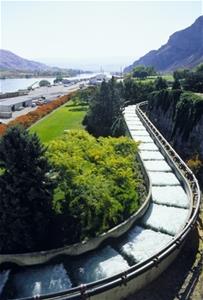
(0, 96, 33, 118)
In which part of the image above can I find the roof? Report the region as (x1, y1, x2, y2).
(0, 96, 33, 106)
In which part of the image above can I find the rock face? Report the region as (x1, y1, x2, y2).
(147, 104, 203, 160)
(0, 49, 51, 71)
(147, 92, 203, 185)
(125, 16, 203, 73)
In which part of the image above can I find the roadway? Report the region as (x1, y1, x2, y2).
(0, 82, 84, 124)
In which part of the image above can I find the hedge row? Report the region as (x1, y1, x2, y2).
(0, 93, 74, 136)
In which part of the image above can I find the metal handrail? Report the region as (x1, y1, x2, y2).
(11, 102, 201, 300)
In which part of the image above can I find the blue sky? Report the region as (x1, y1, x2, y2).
(1, 1, 202, 69)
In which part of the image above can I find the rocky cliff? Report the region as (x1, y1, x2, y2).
(147, 90, 203, 184)
(125, 16, 203, 73)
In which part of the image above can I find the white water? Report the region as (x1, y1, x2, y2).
(128, 125, 146, 131)
(142, 203, 189, 235)
(152, 186, 189, 208)
(132, 135, 154, 143)
(0, 270, 10, 295)
(139, 143, 159, 151)
(7, 264, 71, 298)
(125, 121, 143, 127)
(124, 115, 139, 119)
(143, 160, 172, 172)
(130, 130, 150, 136)
(139, 151, 165, 160)
(72, 246, 129, 284)
(119, 226, 172, 263)
(149, 171, 180, 186)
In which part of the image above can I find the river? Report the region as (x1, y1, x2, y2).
(0, 73, 100, 93)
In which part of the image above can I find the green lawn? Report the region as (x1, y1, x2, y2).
(30, 102, 88, 143)
(133, 74, 174, 83)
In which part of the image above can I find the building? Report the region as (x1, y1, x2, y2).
(0, 96, 33, 118)
(89, 73, 110, 85)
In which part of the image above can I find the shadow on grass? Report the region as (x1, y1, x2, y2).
(126, 224, 203, 300)
(68, 107, 88, 112)
(65, 103, 88, 108)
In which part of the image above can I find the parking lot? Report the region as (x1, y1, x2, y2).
(0, 83, 83, 124)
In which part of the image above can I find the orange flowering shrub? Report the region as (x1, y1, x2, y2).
(0, 124, 7, 136)
(0, 93, 75, 136)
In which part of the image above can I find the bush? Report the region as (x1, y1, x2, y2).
(154, 77, 168, 90)
(47, 130, 146, 242)
(187, 155, 203, 176)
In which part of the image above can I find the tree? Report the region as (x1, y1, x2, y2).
(123, 78, 154, 105)
(39, 80, 50, 87)
(133, 66, 148, 79)
(83, 78, 126, 137)
(173, 69, 190, 80)
(83, 80, 111, 136)
(183, 72, 203, 92)
(154, 77, 168, 90)
(196, 63, 203, 72)
(0, 126, 54, 253)
(54, 73, 63, 83)
(146, 66, 157, 76)
(172, 78, 181, 90)
(132, 65, 156, 79)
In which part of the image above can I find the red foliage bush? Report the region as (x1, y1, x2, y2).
(0, 93, 74, 136)
(0, 124, 7, 136)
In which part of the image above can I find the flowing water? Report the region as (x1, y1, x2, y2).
(71, 246, 129, 284)
(139, 151, 165, 160)
(139, 143, 159, 151)
(148, 171, 180, 186)
(143, 160, 172, 172)
(141, 203, 189, 235)
(152, 186, 189, 208)
(118, 226, 172, 263)
(2, 264, 72, 299)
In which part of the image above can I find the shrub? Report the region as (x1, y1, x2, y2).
(187, 155, 203, 176)
(47, 130, 146, 242)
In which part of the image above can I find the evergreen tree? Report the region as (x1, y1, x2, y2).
(154, 76, 168, 90)
(0, 126, 54, 253)
(172, 78, 181, 90)
(110, 78, 126, 137)
(83, 80, 111, 136)
(83, 78, 125, 137)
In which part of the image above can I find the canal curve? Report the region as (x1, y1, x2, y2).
(0, 103, 201, 300)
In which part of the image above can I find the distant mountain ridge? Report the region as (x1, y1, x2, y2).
(124, 16, 203, 73)
(0, 49, 52, 71)
(0, 50, 87, 79)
